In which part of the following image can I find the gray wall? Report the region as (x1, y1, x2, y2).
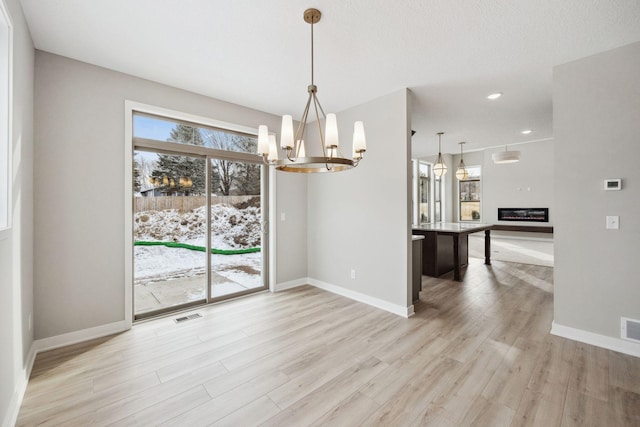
(307, 89, 411, 309)
(34, 51, 306, 339)
(451, 140, 555, 226)
(553, 42, 640, 337)
(0, 0, 34, 424)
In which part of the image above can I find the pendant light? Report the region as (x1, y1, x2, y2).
(492, 145, 521, 164)
(256, 8, 366, 173)
(433, 132, 447, 177)
(456, 141, 468, 180)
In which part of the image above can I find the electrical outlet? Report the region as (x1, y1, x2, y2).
(280, 212, 286, 221)
(606, 216, 619, 230)
(350, 269, 356, 279)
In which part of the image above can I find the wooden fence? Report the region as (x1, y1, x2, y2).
(134, 195, 257, 213)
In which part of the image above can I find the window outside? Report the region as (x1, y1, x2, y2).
(419, 162, 430, 223)
(459, 165, 481, 221)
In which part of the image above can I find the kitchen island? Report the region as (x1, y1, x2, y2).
(412, 223, 493, 281)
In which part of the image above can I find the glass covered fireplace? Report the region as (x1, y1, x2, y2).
(498, 208, 549, 222)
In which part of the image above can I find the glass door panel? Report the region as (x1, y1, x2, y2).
(133, 151, 207, 317)
(418, 162, 430, 224)
(209, 158, 265, 299)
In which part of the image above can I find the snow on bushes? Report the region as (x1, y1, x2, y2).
(134, 203, 261, 249)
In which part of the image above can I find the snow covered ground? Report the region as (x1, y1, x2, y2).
(134, 203, 261, 249)
(133, 203, 263, 312)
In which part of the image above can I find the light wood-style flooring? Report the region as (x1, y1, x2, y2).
(17, 259, 640, 426)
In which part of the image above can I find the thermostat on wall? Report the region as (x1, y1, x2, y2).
(604, 179, 621, 191)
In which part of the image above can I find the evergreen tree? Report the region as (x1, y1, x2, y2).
(150, 124, 207, 195)
(149, 125, 260, 196)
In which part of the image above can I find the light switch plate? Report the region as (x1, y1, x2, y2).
(606, 216, 619, 229)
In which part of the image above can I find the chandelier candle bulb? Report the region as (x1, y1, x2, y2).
(257, 125, 269, 155)
(325, 113, 339, 149)
(353, 121, 366, 155)
(268, 134, 279, 161)
(280, 115, 294, 149)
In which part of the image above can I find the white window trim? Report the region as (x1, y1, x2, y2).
(123, 100, 277, 326)
(0, 0, 13, 241)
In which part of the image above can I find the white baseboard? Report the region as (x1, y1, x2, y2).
(34, 320, 130, 353)
(3, 320, 130, 427)
(273, 277, 309, 292)
(3, 344, 37, 427)
(308, 278, 414, 318)
(551, 321, 640, 358)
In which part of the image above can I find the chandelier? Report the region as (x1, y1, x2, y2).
(433, 132, 447, 177)
(456, 141, 468, 180)
(257, 8, 366, 173)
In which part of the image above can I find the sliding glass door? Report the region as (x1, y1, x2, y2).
(133, 151, 208, 315)
(209, 158, 264, 299)
(132, 113, 267, 320)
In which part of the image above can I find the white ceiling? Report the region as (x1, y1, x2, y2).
(20, 0, 640, 157)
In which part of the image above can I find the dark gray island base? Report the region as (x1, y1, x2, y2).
(413, 223, 493, 281)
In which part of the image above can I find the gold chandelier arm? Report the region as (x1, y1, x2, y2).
(294, 92, 313, 145)
(312, 90, 327, 119)
(290, 91, 314, 161)
(310, 93, 333, 170)
(310, 93, 328, 152)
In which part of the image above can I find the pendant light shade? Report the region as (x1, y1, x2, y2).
(433, 132, 447, 177)
(492, 145, 521, 164)
(456, 141, 468, 180)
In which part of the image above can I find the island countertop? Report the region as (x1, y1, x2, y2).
(412, 223, 492, 281)
(413, 222, 493, 234)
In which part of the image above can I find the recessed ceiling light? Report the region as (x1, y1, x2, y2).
(487, 92, 502, 100)
(521, 129, 532, 134)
